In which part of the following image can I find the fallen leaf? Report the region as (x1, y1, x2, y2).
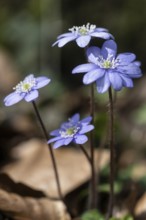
(135, 192, 146, 219)
(1, 139, 109, 197)
(0, 188, 70, 220)
(0, 139, 109, 219)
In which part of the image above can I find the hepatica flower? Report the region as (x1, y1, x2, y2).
(72, 40, 142, 93)
(48, 113, 94, 148)
(53, 23, 113, 48)
(4, 74, 51, 106)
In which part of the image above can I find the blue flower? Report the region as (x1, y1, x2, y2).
(53, 23, 113, 48)
(72, 40, 142, 93)
(48, 113, 94, 148)
(4, 74, 51, 106)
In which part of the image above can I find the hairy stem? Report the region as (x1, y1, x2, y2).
(84, 47, 96, 208)
(32, 101, 63, 201)
(89, 84, 96, 208)
(79, 145, 91, 164)
(107, 87, 115, 218)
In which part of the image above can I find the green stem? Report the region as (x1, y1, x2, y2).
(32, 101, 63, 201)
(107, 87, 115, 218)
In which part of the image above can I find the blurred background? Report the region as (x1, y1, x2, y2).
(0, 0, 146, 204)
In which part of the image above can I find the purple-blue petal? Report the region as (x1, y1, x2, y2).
(79, 125, 94, 134)
(86, 46, 101, 63)
(117, 53, 136, 65)
(72, 64, 96, 74)
(133, 61, 141, 67)
(76, 35, 91, 48)
(108, 71, 123, 91)
(24, 74, 34, 81)
(80, 116, 92, 124)
(83, 68, 105, 84)
(53, 139, 66, 149)
(57, 32, 75, 39)
(70, 113, 80, 123)
(53, 35, 77, 47)
(74, 134, 88, 144)
(118, 65, 142, 78)
(90, 32, 113, 40)
(50, 129, 60, 136)
(48, 136, 62, 144)
(101, 40, 117, 59)
(36, 77, 51, 89)
(86, 46, 101, 58)
(4, 92, 24, 106)
(96, 73, 110, 93)
(120, 75, 134, 88)
(25, 90, 39, 102)
(94, 28, 108, 32)
(64, 137, 73, 145)
(61, 122, 70, 129)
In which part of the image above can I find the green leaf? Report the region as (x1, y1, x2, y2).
(98, 181, 122, 193)
(81, 209, 104, 220)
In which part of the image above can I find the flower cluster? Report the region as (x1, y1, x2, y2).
(3, 22, 142, 149)
(48, 113, 94, 148)
(53, 23, 142, 93)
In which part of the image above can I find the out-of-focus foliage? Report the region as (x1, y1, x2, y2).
(109, 215, 133, 220)
(0, 0, 61, 74)
(81, 209, 133, 220)
(81, 209, 104, 220)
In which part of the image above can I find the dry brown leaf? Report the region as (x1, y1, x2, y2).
(135, 192, 146, 219)
(0, 188, 70, 220)
(1, 139, 109, 197)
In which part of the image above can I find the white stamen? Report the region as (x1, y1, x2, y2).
(69, 23, 96, 35)
(60, 126, 80, 138)
(13, 75, 36, 93)
(96, 54, 119, 69)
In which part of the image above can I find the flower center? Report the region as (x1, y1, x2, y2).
(102, 60, 113, 68)
(60, 126, 79, 138)
(69, 23, 96, 36)
(96, 55, 119, 69)
(22, 83, 32, 91)
(14, 76, 36, 93)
